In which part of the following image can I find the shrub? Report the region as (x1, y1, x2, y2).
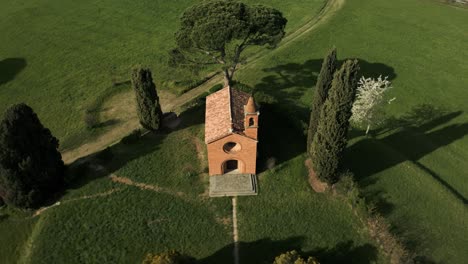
(273, 250, 319, 264)
(334, 171, 367, 214)
(334, 172, 410, 264)
(209, 83, 224, 94)
(232, 81, 254, 93)
(142, 251, 195, 264)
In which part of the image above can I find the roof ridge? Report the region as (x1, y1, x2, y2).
(228, 85, 233, 132)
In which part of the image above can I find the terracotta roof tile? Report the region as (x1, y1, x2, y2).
(205, 86, 252, 143)
(231, 88, 251, 132)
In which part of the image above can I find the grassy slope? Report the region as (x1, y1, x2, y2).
(235, 102, 384, 263)
(0, 0, 323, 150)
(236, 0, 468, 262)
(18, 104, 380, 263)
(25, 113, 233, 263)
(0, 209, 37, 263)
(1, 0, 466, 262)
(0, 1, 330, 263)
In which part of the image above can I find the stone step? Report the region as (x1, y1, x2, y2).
(209, 174, 258, 197)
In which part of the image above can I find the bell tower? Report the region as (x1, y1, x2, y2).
(244, 96, 259, 140)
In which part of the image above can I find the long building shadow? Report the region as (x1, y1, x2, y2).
(254, 58, 396, 173)
(256, 103, 307, 172)
(0, 58, 27, 86)
(344, 104, 468, 205)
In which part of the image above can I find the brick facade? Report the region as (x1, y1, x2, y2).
(205, 86, 259, 176)
(207, 134, 258, 175)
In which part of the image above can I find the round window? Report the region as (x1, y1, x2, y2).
(223, 142, 241, 154)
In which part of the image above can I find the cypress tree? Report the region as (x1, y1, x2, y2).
(131, 68, 163, 131)
(307, 48, 337, 154)
(0, 104, 64, 208)
(311, 60, 360, 184)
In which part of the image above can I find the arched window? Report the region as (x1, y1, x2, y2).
(249, 117, 254, 127)
(223, 142, 241, 154)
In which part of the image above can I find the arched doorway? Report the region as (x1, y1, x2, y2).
(222, 159, 244, 174)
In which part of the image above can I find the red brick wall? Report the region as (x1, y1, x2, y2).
(207, 133, 257, 175)
(244, 114, 259, 139)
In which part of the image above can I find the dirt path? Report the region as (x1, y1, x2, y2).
(232, 197, 239, 264)
(33, 163, 190, 217)
(61, 0, 345, 165)
(33, 188, 121, 217)
(246, 0, 345, 68)
(109, 174, 186, 199)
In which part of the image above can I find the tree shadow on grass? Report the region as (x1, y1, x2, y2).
(199, 237, 303, 264)
(95, 118, 121, 129)
(344, 104, 468, 207)
(309, 240, 379, 264)
(63, 131, 166, 191)
(255, 58, 396, 98)
(253, 58, 395, 173)
(63, 103, 205, 192)
(199, 238, 378, 264)
(0, 58, 26, 86)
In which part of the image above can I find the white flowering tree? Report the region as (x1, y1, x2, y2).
(351, 75, 394, 135)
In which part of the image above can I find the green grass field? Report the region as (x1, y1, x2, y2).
(237, 105, 385, 264)
(1, 0, 467, 263)
(0, 0, 324, 150)
(236, 0, 468, 262)
(0, 105, 382, 263)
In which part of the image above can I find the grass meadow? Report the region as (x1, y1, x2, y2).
(1, 0, 467, 263)
(1, 106, 382, 263)
(236, 0, 468, 262)
(0, 0, 324, 150)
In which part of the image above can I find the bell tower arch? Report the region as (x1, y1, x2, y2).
(244, 96, 259, 139)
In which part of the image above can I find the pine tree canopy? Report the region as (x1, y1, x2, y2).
(171, 0, 287, 86)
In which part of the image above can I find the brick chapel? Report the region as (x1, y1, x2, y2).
(205, 86, 259, 176)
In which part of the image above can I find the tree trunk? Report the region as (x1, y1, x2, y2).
(223, 70, 232, 87)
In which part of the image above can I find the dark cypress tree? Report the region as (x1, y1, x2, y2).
(0, 104, 64, 208)
(307, 48, 337, 154)
(131, 68, 163, 131)
(311, 60, 360, 184)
